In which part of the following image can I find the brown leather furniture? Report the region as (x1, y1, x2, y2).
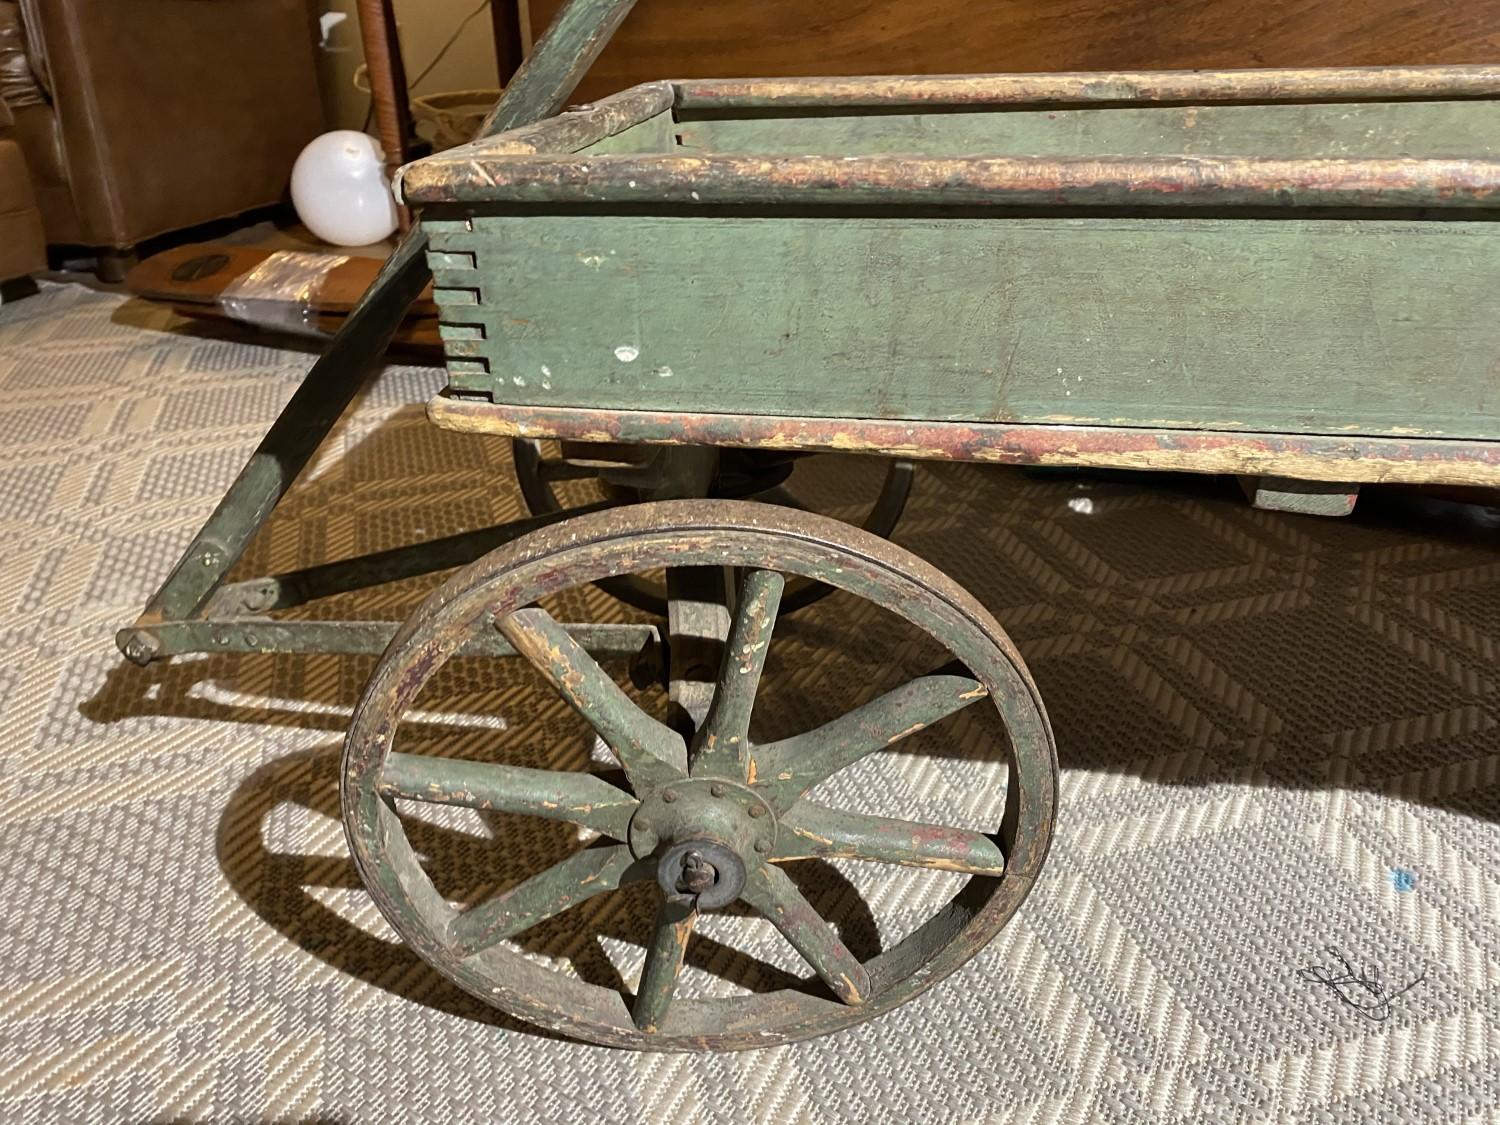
(0, 0, 323, 277)
(0, 90, 44, 286)
(0, 2, 42, 287)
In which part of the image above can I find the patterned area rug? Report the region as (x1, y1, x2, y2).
(1, 281, 1498, 1123)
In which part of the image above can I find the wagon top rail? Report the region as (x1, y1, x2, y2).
(403, 153, 1500, 210)
(396, 65, 1500, 211)
(668, 65, 1500, 109)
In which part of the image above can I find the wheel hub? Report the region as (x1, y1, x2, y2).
(629, 779, 775, 910)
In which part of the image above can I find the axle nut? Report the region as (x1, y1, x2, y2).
(677, 852, 718, 895)
(657, 839, 744, 909)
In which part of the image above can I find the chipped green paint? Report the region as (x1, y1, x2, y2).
(425, 212, 1500, 441)
(689, 568, 783, 779)
(772, 802, 1008, 875)
(739, 864, 870, 1005)
(117, 617, 657, 663)
(408, 71, 1500, 453)
(499, 607, 686, 788)
(379, 751, 640, 839)
(120, 41, 1500, 1053)
(633, 895, 697, 1031)
(1239, 476, 1362, 517)
(674, 98, 1500, 160)
(476, 0, 642, 137)
(748, 668, 988, 810)
(446, 845, 642, 957)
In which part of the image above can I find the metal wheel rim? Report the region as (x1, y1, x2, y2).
(511, 438, 914, 615)
(343, 500, 1055, 1050)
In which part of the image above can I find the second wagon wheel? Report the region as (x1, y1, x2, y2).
(511, 439, 915, 615)
(343, 500, 1054, 1049)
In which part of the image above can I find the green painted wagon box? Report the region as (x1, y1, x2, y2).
(398, 70, 1500, 442)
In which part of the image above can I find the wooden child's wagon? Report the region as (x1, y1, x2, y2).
(120, 0, 1500, 1049)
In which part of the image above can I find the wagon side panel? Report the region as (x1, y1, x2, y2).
(428, 212, 1500, 440)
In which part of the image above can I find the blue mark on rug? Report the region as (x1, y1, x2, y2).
(1391, 867, 1417, 893)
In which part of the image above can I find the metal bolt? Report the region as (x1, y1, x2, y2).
(754, 839, 771, 853)
(710, 783, 727, 798)
(634, 819, 658, 852)
(748, 805, 767, 819)
(677, 852, 717, 895)
(121, 632, 161, 666)
(661, 788, 679, 804)
(241, 584, 278, 612)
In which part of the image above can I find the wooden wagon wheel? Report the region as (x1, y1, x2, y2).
(343, 500, 1054, 1049)
(511, 439, 915, 616)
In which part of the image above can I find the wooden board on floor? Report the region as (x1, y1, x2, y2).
(126, 243, 442, 354)
(156, 300, 443, 354)
(127, 243, 439, 316)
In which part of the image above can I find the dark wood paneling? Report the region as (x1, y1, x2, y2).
(527, 0, 1500, 103)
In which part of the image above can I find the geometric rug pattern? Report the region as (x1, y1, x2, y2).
(1, 281, 1497, 1122)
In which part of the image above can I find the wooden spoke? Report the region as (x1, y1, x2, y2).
(772, 803, 1008, 876)
(500, 607, 684, 788)
(749, 666, 987, 806)
(448, 844, 640, 958)
(379, 751, 638, 840)
(691, 568, 785, 778)
(739, 864, 869, 1005)
(632, 894, 698, 1031)
(665, 566, 731, 742)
